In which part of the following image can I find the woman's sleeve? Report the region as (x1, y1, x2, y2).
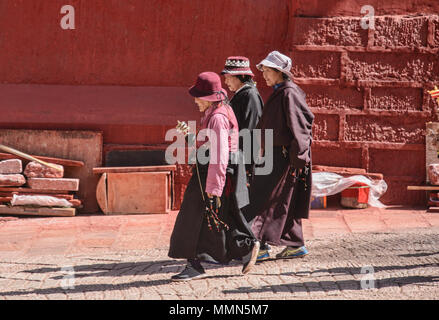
(205, 114, 230, 196)
(282, 90, 314, 169)
(237, 91, 263, 131)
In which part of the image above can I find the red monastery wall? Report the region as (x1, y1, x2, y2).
(290, 2, 439, 205)
(1, 0, 438, 208)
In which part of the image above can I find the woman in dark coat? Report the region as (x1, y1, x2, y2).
(220, 56, 263, 183)
(243, 51, 314, 261)
(168, 71, 260, 281)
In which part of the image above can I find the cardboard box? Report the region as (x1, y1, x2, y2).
(310, 195, 327, 209)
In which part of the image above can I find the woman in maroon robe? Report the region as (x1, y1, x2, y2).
(168, 72, 260, 281)
(244, 51, 314, 261)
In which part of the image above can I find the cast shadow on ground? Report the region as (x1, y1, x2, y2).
(0, 273, 242, 297)
(222, 275, 439, 295)
(279, 262, 439, 278)
(0, 259, 243, 297)
(398, 252, 439, 258)
(19, 258, 242, 280)
(1, 260, 437, 297)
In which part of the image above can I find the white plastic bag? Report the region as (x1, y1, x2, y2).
(312, 172, 388, 208)
(11, 194, 72, 207)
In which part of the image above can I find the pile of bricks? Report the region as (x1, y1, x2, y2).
(0, 158, 81, 215)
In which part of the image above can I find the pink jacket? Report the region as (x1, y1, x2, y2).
(200, 103, 239, 196)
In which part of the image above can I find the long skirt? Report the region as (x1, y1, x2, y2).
(244, 146, 311, 247)
(168, 158, 256, 264)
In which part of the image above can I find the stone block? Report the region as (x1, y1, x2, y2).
(369, 87, 423, 112)
(291, 51, 341, 79)
(379, 177, 425, 205)
(24, 161, 64, 178)
(312, 114, 339, 141)
(27, 178, 79, 191)
(369, 149, 425, 177)
(0, 174, 26, 187)
(0, 159, 22, 174)
(345, 52, 439, 83)
(374, 16, 428, 48)
(344, 115, 425, 144)
(303, 85, 363, 110)
(292, 17, 367, 47)
(312, 146, 362, 169)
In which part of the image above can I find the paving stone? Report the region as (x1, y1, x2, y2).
(0, 209, 438, 300)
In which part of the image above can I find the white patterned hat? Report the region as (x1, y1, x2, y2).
(256, 51, 293, 79)
(221, 56, 254, 77)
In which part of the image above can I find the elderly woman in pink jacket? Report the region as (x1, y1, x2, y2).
(168, 72, 260, 281)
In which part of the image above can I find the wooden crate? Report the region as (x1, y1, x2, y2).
(94, 166, 175, 215)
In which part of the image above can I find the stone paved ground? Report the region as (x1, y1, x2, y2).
(0, 207, 438, 300)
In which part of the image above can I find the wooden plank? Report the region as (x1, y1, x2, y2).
(312, 165, 367, 175)
(427, 206, 439, 213)
(312, 165, 383, 180)
(0, 187, 71, 194)
(0, 205, 75, 217)
(96, 173, 108, 214)
(0, 152, 84, 167)
(0, 129, 103, 213)
(93, 165, 176, 174)
(27, 178, 79, 191)
(407, 186, 439, 191)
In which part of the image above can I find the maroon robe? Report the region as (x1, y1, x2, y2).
(244, 81, 314, 247)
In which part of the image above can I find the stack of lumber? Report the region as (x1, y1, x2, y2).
(0, 152, 83, 217)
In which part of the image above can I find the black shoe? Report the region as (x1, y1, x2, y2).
(171, 263, 206, 282)
(242, 240, 260, 274)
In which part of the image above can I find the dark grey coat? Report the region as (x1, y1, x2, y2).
(229, 83, 263, 140)
(229, 82, 263, 173)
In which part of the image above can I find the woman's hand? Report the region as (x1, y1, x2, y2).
(206, 194, 221, 211)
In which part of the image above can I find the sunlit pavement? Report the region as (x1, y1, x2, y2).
(0, 206, 438, 300)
